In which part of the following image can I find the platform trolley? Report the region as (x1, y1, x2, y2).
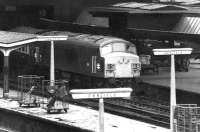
(42, 80, 69, 113)
(17, 75, 44, 107)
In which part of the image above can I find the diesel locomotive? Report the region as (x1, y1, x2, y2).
(11, 27, 141, 89)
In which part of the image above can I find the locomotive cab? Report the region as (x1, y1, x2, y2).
(100, 41, 140, 78)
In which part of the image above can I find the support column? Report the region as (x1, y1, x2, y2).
(2, 50, 11, 98)
(170, 54, 176, 132)
(99, 98, 104, 132)
(50, 41, 55, 86)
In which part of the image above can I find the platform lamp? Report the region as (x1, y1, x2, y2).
(37, 35, 68, 85)
(153, 48, 192, 132)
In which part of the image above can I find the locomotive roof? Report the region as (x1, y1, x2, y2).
(9, 26, 45, 34)
(40, 30, 131, 47)
(9, 26, 133, 47)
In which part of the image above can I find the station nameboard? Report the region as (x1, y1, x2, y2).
(153, 47, 193, 132)
(153, 48, 192, 55)
(70, 88, 132, 99)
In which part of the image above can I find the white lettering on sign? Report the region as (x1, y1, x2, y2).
(72, 92, 131, 99)
(88, 93, 117, 98)
(70, 88, 132, 99)
(153, 48, 192, 55)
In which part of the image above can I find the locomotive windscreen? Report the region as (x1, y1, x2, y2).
(101, 42, 137, 56)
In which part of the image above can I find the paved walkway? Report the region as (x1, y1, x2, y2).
(141, 66, 200, 94)
(0, 88, 169, 132)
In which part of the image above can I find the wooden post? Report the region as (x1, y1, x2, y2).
(99, 98, 104, 132)
(170, 54, 176, 132)
(50, 41, 55, 86)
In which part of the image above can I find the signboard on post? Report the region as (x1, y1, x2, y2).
(70, 88, 132, 132)
(70, 88, 132, 99)
(153, 48, 192, 132)
(153, 48, 192, 55)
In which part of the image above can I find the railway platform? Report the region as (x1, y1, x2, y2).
(140, 66, 200, 94)
(0, 88, 169, 132)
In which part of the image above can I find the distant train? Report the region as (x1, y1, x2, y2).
(11, 26, 141, 89)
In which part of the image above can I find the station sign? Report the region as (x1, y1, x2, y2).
(70, 88, 132, 99)
(153, 48, 192, 55)
(37, 35, 68, 41)
(153, 47, 193, 132)
(70, 88, 132, 132)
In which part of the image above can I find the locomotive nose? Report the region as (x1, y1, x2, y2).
(105, 55, 140, 78)
(113, 57, 132, 78)
(118, 57, 130, 64)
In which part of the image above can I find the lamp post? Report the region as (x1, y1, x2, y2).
(153, 48, 192, 132)
(37, 35, 68, 84)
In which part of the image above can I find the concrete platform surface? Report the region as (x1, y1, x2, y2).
(141, 67, 200, 94)
(0, 93, 169, 132)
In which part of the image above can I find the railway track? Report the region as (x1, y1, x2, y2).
(72, 97, 170, 128)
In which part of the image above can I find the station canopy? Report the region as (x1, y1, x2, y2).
(90, 2, 199, 15)
(0, 28, 68, 49)
(0, 29, 68, 98)
(87, 2, 200, 40)
(0, 31, 37, 48)
(111, 2, 188, 12)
